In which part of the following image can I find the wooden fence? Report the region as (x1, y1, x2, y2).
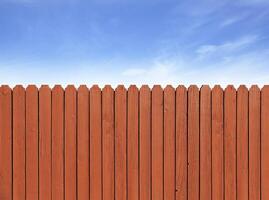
(0, 84, 269, 200)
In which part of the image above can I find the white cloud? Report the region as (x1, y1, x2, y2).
(220, 14, 248, 27)
(1, 48, 269, 88)
(196, 35, 259, 57)
(119, 47, 269, 87)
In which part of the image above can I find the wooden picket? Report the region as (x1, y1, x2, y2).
(1, 85, 269, 200)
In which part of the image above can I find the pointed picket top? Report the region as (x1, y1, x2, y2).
(90, 84, 101, 91)
(65, 84, 76, 90)
(13, 85, 25, 93)
(103, 85, 113, 92)
(128, 85, 139, 96)
(262, 85, 269, 102)
(26, 85, 38, 92)
(188, 85, 199, 96)
(152, 85, 163, 97)
(238, 85, 248, 91)
(13, 85, 25, 91)
(200, 85, 211, 90)
(13, 85, 25, 100)
(176, 85, 187, 91)
(115, 85, 127, 92)
(200, 85, 211, 96)
(212, 85, 223, 92)
(188, 84, 199, 91)
(52, 84, 64, 92)
(250, 85, 260, 92)
(140, 85, 150, 92)
(250, 85, 260, 94)
(152, 85, 162, 90)
(40, 85, 51, 91)
(212, 85, 223, 101)
(225, 85, 236, 93)
(164, 85, 175, 92)
(78, 85, 89, 92)
(128, 84, 138, 90)
(0, 85, 11, 96)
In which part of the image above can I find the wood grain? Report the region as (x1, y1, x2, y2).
(39, 85, 52, 200)
(212, 86, 224, 200)
(176, 86, 187, 200)
(26, 85, 38, 200)
(115, 85, 127, 200)
(152, 85, 164, 200)
(200, 85, 211, 200)
(224, 85, 236, 200)
(139, 85, 151, 200)
(188, 85, 199, 200)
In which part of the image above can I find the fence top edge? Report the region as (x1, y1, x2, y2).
(1, 84, 268, 91)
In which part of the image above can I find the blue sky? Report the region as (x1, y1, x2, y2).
(0, 0, 269, 86)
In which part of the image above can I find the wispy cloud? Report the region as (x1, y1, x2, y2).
(220, 14, 248, 27)
(120, 48, 269, 87)
(196, 35, 259, 57)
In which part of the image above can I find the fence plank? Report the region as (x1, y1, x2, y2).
(200, 85, 211, 200)
(249, 85, 261, 200)
(212, 86, 224, 200)
(139, 85, 151, 200)
(26, 85, 38, 200)
(237, 85, 248, 200)
(2, 84, 269, 200)
(164, 86, 176, 200)
(102, 85, 115, 200)
(152, 85, 164, 200)
(188, 85, 199, 200)
(261, 86, 269, 200)
(77, 85, 90, 200)
(39, 85, 52, 200)
(115, 85, 127, 200)
(224, 85, 236, 200)
(127, 85, 139, 200)
(90, 85, 102, 200)
(52, 85, 64, 200)
(65, 85, 77, 200)
(13, 86, 26, 200)
(176, 86, 187, 200)
(0, 86, 12, 200)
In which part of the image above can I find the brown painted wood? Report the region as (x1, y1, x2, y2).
(212, 85, 224, 200)
(237, 85, 248, 200)
(2, 85, 269, 200)
(77, 85, 90, 200)
(188, 85, 199, 200)
(65, 85, 77, 200)
(164, 86, 175, 200)
(102, 85, 115, 200)
(152, 85, 164, 200)
(200, 85, 211, 200)
(52, 85, 64, 200)
(26, 85, 38, 200)
(115, 85, 127, 200)
(0, 86, 12, 200)
(224, 85, 236, 200)
(127, 85, 139, 200)
(176, 86, 187, 200)
(90, 85, 102, 200)
(13, 86, 26, 200)
(139, 85, 151, 200)
(249, 85, 261, 200)
(39, 85, 52, 200)
(261, 85, 269, 200)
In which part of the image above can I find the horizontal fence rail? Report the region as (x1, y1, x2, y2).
(0, 85, 269, 200)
